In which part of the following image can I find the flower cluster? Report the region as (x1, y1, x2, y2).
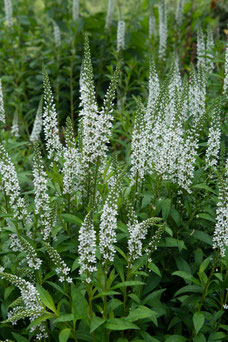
(62, 117, 79, 195)
(11, 112, 19, 137)
(127, 204, 162, 263)
(205, 104, 221, 170)
(0, 144, 27, 220)
(33, 144, 54, 240)
(78, 211, 97, 283)
(175, 0, 185, 26)
(4, 0, 13, 27)
(213, 170, 228, 257)
(105, 0, 113, 30)
(0, 80, 5, 124)
(0, 271, 47, 340)
(197, 26, 214, 74)
(10, 234, 42, 270)
(42, 242, 72, 283)
(30, 97, 43, 143)
(149, 13, 156, 39)
(78, 35, 119, 201)
(99, 174, 122, 264)
(42, 67, 62, 161)
(130, 99, 147, 186)
(52, 20, 61, 48)
(117, 19, 125, 52)
(224, 44, 228, 94)
(72, 0, 79, 21)
(158, 0, 167, 60)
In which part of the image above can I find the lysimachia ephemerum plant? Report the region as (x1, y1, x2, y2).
(213, 163, 228, 257)
(105, 0, 114, 30)
(224, 44, 228, 94)
(0, 272, 48, 340)
(42, 66, 63, 161)
(0, 80, 6, 124)
(0, 144, 28, 220)
(33, 143, 55, 240)
(77, 34, 119, 206)
(4, 0, 13, 27)
(158, 0, 167, 60)
(30, 96, 43, 143)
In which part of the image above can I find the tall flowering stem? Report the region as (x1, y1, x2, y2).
(42, 66, 62, 161)
(4, 0, 13, 27)
(0, 144, 27, 220)
(0, 80, 6, 124)
(99, 171, 123, 264)
(30, 96, 43, 143)
(117, 16, 125, 52)
(213, 168, 228, 257)
(72, 0, 79, 21)
(0, 272, 47, 339)
(33, 144, 54, 240)
(78, 34, 119, 205)
(130, 98, 147, 190)
(205, 102, 221, 171)
(78, 211, 97, 283)
(105, 0, 114, 30)
(158, 0, 167, 60)
(224, 44, 228, 95)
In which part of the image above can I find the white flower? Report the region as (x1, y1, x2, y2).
(0, 144, 27, 220)
(42, 242, 72, 283)
(0, 272, 47, 339)
(52, 20, 61, 48)
(224, 44, 228, 95)
(105, 0, 114, 30)
(11, 113, 19, 137)
(149, 13, 156, 39)
(99, 176, 121, 263)
(4, 0, 13, 27)
(0, 80, 6, 123)
(72, 0, 79, 21)
(205, 105, 221, 170)
(158, 0, 167, 60)
(175, 0, 185, 26)
(78, 212, 97, 282)
(130, 99, 147, 186)
(206, 26, 214, 74)
(213, 168, 228, 257)
(197, 27, 206, 71)
(117, 19, 125, 52)
(30, 97, 42, 143)
(33, 145, 54, 240)
(42, 67, 63, 161)
(10, 234, 42, 270)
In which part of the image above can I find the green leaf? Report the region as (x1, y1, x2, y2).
(148, 263, 162, 277)
(105, 318, 139, 330)
(55, 313, 85, 323)
(199, 257, 211, 275)
(11, 333, 29, 342)
(165, 335, 188, 342)
(162, 198, 171, 220)
(192, 184, 217, 194)
(59, 328, 71, 342)
(36, 285, 57, 313)
(62, 214, 82, 225)
(161, 237, 186, 251)
(193, 312, 205, 335)
(72, 257, 80, 271)
(192, 230, 213, 246)
(172, 271, 200, 285)
(94, 291, 119, 299)
(127, 306, 157, 326)
(194, 333, 206, 342)
(111, 281, 144, 290)
(174, 285, 202, 297)
(197, 213, 215, 223)
(90, 316, 106, 333)
(27, 314, 54, 330)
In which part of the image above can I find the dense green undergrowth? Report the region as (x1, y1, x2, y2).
(0, 0, 227, 341)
